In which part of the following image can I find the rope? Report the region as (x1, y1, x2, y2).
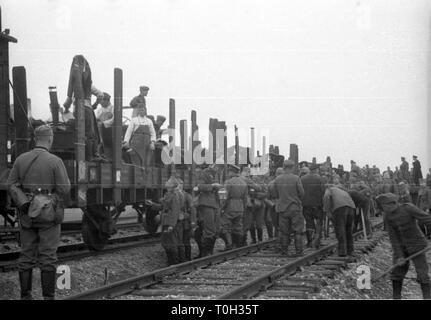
(8, 79, 34, 131)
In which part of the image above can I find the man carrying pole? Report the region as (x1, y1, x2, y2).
(376, 193, 431, 299)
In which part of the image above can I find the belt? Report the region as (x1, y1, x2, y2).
(23, 188, 52, 195)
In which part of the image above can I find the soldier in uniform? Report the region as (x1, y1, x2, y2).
(400, 157, 410, 182)
(376, 193, 431, 299)
(195, 169, 221, 257)
(177, 179, 197, 261)
(7, 125, 71, 299)
(266, 167, 284, 239)
(412, 155, 423, 186)
(130, 86, 149, 118)
(323, 185, 356, 257)
(273, 159, 305, 257)
(301, 164, 325, 248)
(159, 177, 182, 265)
(221, 165, 248, 250)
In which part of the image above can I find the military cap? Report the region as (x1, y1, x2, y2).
(283, 159, 295, 168)
(275, 167, 284, 176)
(228, 164, 240, 173)
(413, 155, 418, 159)
(165, 177, 179, 188)
(102, 92, 111, 101)
(34, 124, 53, 137)
(140, 86, 150, 91)
(310, 164, 318, 171)
(376, 193, 398, 205)
(300, 167, 310, 175)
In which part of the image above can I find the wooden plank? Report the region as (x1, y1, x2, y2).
(12, 66, 28, 158)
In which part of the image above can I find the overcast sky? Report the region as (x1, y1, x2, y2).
(3, 0, 431, 172)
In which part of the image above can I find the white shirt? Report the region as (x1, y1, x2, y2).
(123, 116, 156, 143)
(95, 103, 114, 128)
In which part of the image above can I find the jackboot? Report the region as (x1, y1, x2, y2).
(86, 141, 104, 162)
(294, 233, 304, 256)
(166, 249, 179, 265)
(242, 234, 248, 247)
(220, 233, 232, 251)
(306, 230, 314, 248)
(193, 227, 203, 259)
(19, 269, 33, 300)
(392, 280, 403, 300)
(249, 227, 257, 244)
(267, 225, 274, 238)
(257, 228, 263, 242)
(41, 269, 56, 300)
(184, 245, 192, 261)
(232, 234, 242, 248)
(421, 283, 431, 300)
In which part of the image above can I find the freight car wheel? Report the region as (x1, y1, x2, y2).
(81, 208, 109, 251)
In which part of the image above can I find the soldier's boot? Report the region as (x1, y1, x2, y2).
(184, 245, 192, 261)
(232, 234, 242, 248)
(223, 233, 233, 251)
(193, 228, 203, 259)
(392, 280, 403, 300)
(242, 234, 248, 247)
(166, 250, 179, 265)
(86, 141, 104, 162)
(178, 246, 186, 263)
(249, 227, 257, 244)
(41, 269, 56, 300)
(208, 237, 217, 255)
(293, 233, 304, 257)
(19, 269, 33, 300)
(257, 228, 263, 242)
(267, 226, 274, 239)
(306, 230, 314, 248)
(421, 283, 431, 300)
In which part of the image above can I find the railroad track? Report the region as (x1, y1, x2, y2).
(0, 221, 145, 242)
(0, 232, 160, 272)
(65, 218, 384, 300)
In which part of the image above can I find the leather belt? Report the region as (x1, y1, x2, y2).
(23, 188, 52, 195)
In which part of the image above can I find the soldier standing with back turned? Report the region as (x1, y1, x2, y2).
(7, 125, 71, 300)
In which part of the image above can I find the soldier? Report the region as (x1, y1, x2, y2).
(195, 169, 221, 257)
(400, 157, 409, 182)
(123, 105, 156, 168)
(266, 167, 284, 239)
(221, 165, 248, 250)
(301, 164, 325, 248)
(7, 125, 71, 300)
(273, 159, 305, 257)
(376, 193, 431, 299)
(323, 185, 356, 257)
(240, 167, 262, 245)
(177, 179, 197, 261)
(159, 177, 182, 265)
(412, 155, 423, 186)
(348, 189, 372, 237)
(130, 86, 149, 118)
(398, 182, 412, 204)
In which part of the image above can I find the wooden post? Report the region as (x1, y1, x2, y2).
(234, 125, 239, 166)
(250, 127, 255, 165)
(113, 68, 123, 205)
(180, 119, 186, 165)
(262, 136, 266, 156)
(48, 86, 60, 126)
(12, 67, 29, 158)
(289, 144, 299, 174)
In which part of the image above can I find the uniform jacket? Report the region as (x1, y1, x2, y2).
(224, 175, 248, 213)
(385, 203, 431, 258)
(182, 191, 197, 223)
(348, 190, 369, 209)
(7, 147, 71, 202)
(196, 184, 220, 209)
(413, 160, 423, 180)
(301, 173, 325, 207)
(323, 186, 356, 218)
(273, 173, 304, 213)
(160, 191, 181, 227)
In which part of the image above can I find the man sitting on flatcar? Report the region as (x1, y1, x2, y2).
(123, 105, 156, 168)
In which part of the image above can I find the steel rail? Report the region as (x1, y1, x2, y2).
(0, 232, 161, 271)
(217, 220, 384, 299)
(64, 239, 277, 300)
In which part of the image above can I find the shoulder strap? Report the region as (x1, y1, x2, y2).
(21, 153, 42, 184)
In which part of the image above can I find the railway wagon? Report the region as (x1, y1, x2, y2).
(0, 11, 290, 250)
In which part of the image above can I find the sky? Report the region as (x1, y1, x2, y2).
(3, 0, 431, 172)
